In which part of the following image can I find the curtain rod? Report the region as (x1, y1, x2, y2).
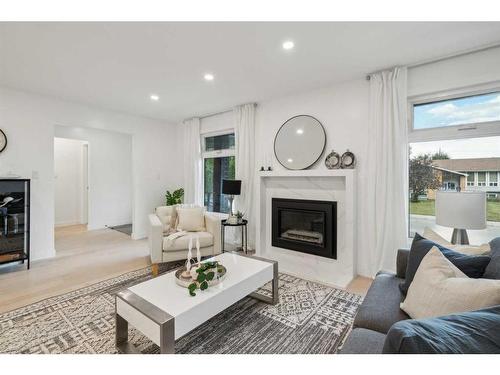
(199, 109, 233, 120)
(366, 41, 500, 80)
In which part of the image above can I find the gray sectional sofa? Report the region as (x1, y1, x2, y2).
(341, 248, 500, 354)
(341, 249, 410, 353)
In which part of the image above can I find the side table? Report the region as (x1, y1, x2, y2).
(221, 219, 248, 254)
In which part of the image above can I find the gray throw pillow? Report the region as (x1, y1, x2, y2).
(399, 233, 491, 295)
(483, 237, 500, 279)
(383, 305, 500, 354)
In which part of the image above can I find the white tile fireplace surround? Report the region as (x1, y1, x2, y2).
(256, 170, 356, 288)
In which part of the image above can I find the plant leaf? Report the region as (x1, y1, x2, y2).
(189, 290, 196, 296)
(188, 283, 197, 291)
(197, 273, 206, 283)
(200, 281, 208, 290)
(206, 271, 214, 281)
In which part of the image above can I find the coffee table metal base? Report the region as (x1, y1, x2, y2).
(115, 255, 278, 354)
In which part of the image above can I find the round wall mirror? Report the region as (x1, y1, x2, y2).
(274, 115, 326, 170)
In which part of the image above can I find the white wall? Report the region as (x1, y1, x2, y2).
(408, 46, 500, 97)
(254, 79, 372, 276)
(193, 80, 371, 276)
(0, 87, 182, 260)
(54, 137, 87, 226)
(54, 126, 133, 230)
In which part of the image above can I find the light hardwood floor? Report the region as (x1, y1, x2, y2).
(0, 225, 372, 314)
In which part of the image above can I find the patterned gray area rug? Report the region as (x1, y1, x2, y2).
(0, 262, 362, 354)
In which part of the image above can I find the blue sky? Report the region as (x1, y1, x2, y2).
(414, 92, 500, 129)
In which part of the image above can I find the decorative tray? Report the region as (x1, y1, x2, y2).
(174, 263, 227, 288)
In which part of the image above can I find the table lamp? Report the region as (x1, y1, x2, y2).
(222, 179, 241, 224)
(435, 191, 486, 245)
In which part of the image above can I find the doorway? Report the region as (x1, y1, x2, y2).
(54, 137, 89, 228)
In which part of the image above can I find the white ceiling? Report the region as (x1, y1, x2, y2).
(1, 22, 500, 123)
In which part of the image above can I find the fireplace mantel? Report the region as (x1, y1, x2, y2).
(256, 169, 356, 287)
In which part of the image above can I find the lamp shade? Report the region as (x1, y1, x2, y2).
(435, 191, 486, 230)
(222, 179, 241, 195)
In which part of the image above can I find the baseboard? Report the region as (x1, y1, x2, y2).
(55, 220, 81, 227)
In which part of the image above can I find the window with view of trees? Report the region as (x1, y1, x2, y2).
(202, 132, 235, 213)
(409, 87, 500, 242)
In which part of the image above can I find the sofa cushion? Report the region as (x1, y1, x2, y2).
(400, 233, 491, 295)
(423, 227, 490, 256)
(176, 207, 205, 232)
(353, 272, 409, 334)
(340, 328, 386, 354)
(383, 305, 500, 354)
(401, 247, 500, 319)
(484, 237, 500, 279)
(156, 205, 177, 233)
(163, 231, 213, 252)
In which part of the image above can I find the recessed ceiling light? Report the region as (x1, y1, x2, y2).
(282, 40, 294, 50)
(150, 94, 159, 101)
(287, 158, 293, 163)
(204, 73, 215, 81)
(296, 129, 304, 135)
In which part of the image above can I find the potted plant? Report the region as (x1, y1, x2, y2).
(165, 188, 184, 206)
(235, 211, 245, 223)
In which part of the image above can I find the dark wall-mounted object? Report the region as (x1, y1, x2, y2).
(0, 129, 7, 153)
(272, 198, 337, 259)
(274, 115, 326, 170)
(0, 179, 30, 269)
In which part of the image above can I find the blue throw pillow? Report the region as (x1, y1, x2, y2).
(399, 233, 491, 295)
(383, 305, 500, 354)
(483, 237, 500, 279)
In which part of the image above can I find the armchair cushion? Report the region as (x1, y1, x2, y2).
(176, 206, 205, 232)
(155, 205, 177, 233)
(162, 231, 213, 252)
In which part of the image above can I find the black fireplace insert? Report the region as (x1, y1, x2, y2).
(272, 198, 336, 259)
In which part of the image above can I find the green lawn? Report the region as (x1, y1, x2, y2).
(410, 199, 500, 222)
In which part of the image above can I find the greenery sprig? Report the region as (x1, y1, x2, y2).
(188, 261, 224, 296)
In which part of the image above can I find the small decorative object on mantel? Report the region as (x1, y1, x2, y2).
(259, 166, 265, 171)
(0, 129, 7, 153)
(325, 150, 340, 169)
(341, 150, 356, 169)
(267, 166, 272, 171)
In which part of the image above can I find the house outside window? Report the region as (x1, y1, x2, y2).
(202, 131, 236, 213)
(466, 172, 475, 186)
(489, 172, 498, 187)
(477, 172, 486, 186)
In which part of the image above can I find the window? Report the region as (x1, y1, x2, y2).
(477, 172, 486, 186)
(466, 172, 475, 186)
(413, 91, 500, 130)
(409, 85, 500, 241)
(202, 132, 235, 213)
(489, 172, 498, 187)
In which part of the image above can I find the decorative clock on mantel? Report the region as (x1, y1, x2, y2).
(0, 129, 7, 153)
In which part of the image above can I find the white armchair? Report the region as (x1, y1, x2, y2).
(149, 206, 222, 276)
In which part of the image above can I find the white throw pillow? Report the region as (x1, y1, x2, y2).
(400, 246, 500, 319)
(423, 227, 490, 256)
(156, 205, 177, 233)
(176, 206, 205, 232)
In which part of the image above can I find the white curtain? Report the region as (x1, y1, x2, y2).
(234, 103, 256, 248)
(363, 67, 409, 275)
(183, 117, 203, 206)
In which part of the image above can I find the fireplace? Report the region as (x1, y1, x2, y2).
(272, 198, 337, 259)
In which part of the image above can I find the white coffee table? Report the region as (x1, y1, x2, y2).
(115, 252, 278, 354)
